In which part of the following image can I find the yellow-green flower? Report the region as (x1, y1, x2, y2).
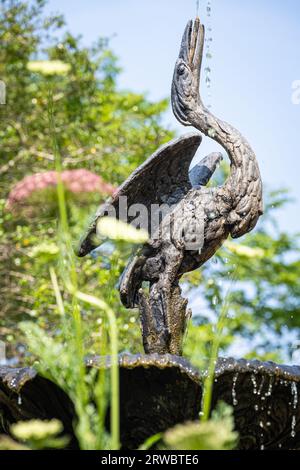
(11, 419, 62, 441)
(96, 217, 149, 244)
(27, 60, 70, 75)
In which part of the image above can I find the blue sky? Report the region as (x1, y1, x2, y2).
(44, 0, 300, 233)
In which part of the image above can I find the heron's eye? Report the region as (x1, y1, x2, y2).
(178, 64, 186, 75)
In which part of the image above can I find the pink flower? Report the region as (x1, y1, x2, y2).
(6, 169, 115, 210)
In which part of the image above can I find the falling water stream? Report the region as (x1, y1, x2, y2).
(229, 371, 299, 448)
(251, 374, 258, 395)
(204, 1, 213, 109)
(232, 373, 238, 406)
(291, 382, 298, 438)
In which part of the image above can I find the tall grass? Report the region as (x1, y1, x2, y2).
(39, 91, 120, 449)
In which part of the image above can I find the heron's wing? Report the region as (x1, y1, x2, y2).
(78, 132, 202, 256)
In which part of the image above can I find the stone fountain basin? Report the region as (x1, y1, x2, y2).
(0, 354, 299, 450)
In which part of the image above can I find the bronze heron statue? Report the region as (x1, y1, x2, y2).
(78, 18, 263, 356)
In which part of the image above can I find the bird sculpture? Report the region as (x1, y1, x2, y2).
(78, 18, 263, 356)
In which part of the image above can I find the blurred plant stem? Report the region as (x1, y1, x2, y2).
(201, 275, 236, 422)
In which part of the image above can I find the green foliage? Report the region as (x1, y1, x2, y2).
(18, 190, 152, 449)
(19, 318, 113, 450)
(0, 0, 171, 356)
(163, 402, 238, 450)
(0, 435, 29, 450)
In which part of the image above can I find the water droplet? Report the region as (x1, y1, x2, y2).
(291, 382, 298, 409)
(266, 376, 273, 396)
(257, 376, 265, 396)
(291, 415, 296, 438)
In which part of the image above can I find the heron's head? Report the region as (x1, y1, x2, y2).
(171, 18, 205, 126)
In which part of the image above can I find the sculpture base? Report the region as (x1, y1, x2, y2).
(0, 354, 299, 449)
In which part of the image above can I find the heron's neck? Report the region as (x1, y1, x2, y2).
(189, 103, 261, 201)
(191, 104, 252, 167)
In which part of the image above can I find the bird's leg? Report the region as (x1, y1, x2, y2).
(162, 243, 187, 354)
(143, 242, 189, 355)
(160, 281, 191, 355)
(139, 279, 188, 356)
(138, 287, 170, 354)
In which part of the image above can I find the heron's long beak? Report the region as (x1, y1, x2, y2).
(179, 18, 205, 88)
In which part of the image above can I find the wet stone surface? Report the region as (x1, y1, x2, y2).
(1, 355, 300, 449)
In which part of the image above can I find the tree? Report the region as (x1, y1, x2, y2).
(0, 0, 173, 356)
